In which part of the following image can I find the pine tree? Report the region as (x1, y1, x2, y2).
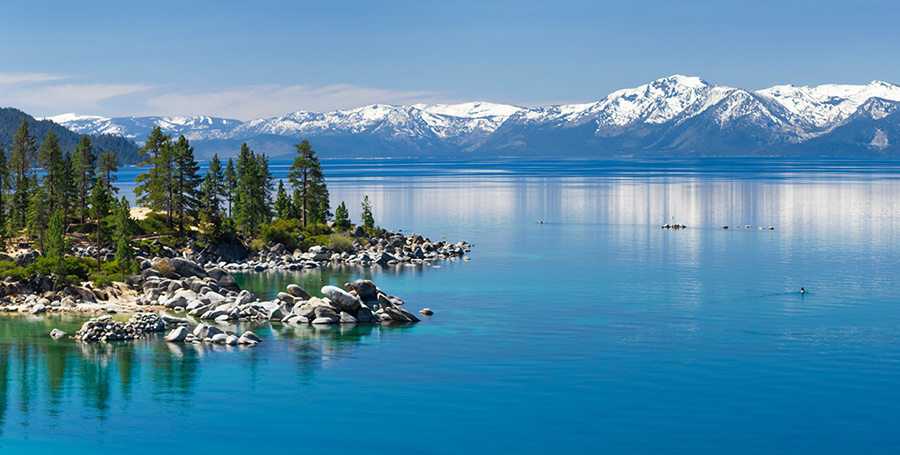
(38, 130, 65, 212)
(89, 176, 112, 271)
(60, 152, 75, 223)
(113, 197, 134, 282)
(135, 127, 175, 230)
(172, 135, 202, 236)
(274, 180, 292, 220)
(288, 140, 329, 227)
(71, 135, 96, 224)
(10, 118, 36, 229)
(290, 188, 303, 220)
(361, 195, 375, 236)
(199, 154, 225, 239)
(0, 144, 9, 251)
(27, 181, 49, 254)
(97, 150, 119, 194)
(45, 208, 70, 277)
(334, 201, 351, 231)
(224, 158, 237, 219)
(234, 143, 272, 235)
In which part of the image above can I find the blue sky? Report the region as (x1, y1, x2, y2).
(1, 0, 898, 120)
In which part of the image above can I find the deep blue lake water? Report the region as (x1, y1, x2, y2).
(3, 157, 900, 453)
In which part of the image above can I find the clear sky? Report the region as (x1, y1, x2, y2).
(1, 0, 898, 120)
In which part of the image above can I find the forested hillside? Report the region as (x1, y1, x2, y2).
(0, 108, 140, 164)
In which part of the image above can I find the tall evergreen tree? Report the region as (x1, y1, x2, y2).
(45, 209, 70, 278)
(334, 201, 351, 231)
(113, 197, 134, 282)
(10, 118, 36, 229)
(288, 140, 329, 227)
(274, 180, 292, 220)
(0, 144, 9, 251)
(97, 150, 119, 194)
(89, 176, 112, 271)
(135, 127, 175, 230)
(361, 195, 375, 236)
(60, 152, 76, 223)
(234, 143, 272, 235)
(172, 135, 202, 235)
(27, 182, 49, 254)
(224, 158, 237, 219)
(71, 135, 96, 224)
(199, 154, 225, 240)
(38, 130, 66, 212)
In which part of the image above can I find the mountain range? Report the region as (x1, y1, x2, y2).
(45, 75, 900, 159)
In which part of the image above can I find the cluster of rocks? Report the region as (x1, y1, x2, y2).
(137, 258, 241, 306)
(71, 313, 171, 342)
(165, 324, 261, 346)
(217, 233, 471, 272)
(274, 279, 425, 325)
(5, 284, 128, 314)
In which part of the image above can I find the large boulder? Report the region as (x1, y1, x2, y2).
(165, 326, 188, 342)
(207, 267, 240, 292)
(141, 267, 164, 281)
(321, 285, 362, 312)
(286, 284, 311, 299)
(169, 258, 208, 279)
(348, 279, 378, 302)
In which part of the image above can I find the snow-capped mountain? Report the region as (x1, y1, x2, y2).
(45, 75, 900, 158)
(46, 114, 242, 143)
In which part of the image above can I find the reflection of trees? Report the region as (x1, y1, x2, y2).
(45, 342, 67, 414)
(0, 310, 417, 436)
(271, 322, 415, 383)
(150, 335, 198, 403)
(0, 345, 8, 437)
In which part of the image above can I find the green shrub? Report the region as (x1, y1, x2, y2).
(90, 272, 113, 288)
(261, 218, 304, 250)
(297, 234, 330, 252)
(306, 223, 333, 237)
(328, 233, 354, 253)
(63, 257, 92, 280)
(101, 260, 120, 276)
(0, 261, 27, 281)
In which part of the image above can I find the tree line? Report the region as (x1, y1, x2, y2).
(0, 119, 373, 285)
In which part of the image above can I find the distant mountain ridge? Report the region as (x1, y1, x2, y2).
(45, 75, 900, 158)
(0, 108, 141, 164)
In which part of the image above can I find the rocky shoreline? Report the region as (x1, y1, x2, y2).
(0, 230, 461, 343)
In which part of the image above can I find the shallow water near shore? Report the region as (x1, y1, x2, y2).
(4, 157, 900, 453)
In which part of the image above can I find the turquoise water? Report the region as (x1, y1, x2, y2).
(4, 158, 900, 453)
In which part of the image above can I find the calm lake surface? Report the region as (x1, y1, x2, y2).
(3, 157, 900, 453)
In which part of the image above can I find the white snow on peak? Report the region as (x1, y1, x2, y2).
(597, 75, 717, 125)
(758, 80, 900, 127)
(43, 113, 108, 123)
(416, 102, 523, 119)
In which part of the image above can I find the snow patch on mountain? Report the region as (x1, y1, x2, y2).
(759, 81, 900, 127)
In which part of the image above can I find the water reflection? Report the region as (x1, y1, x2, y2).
(0, 313, 414, 437)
